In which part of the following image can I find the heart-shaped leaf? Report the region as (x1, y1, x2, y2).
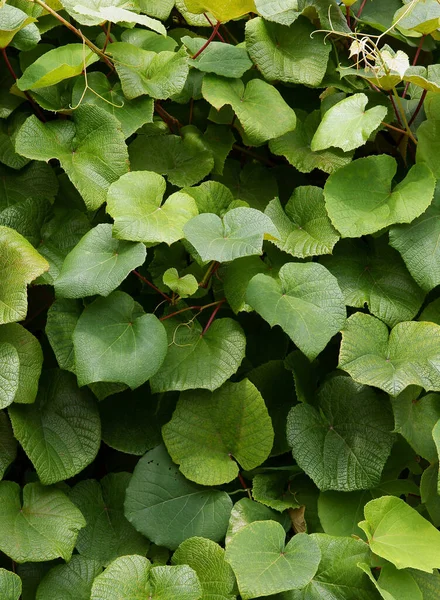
(124, 444, 232, 550)
(339, 312, 440, 396)
(163, 378, 274, 485)
(324, 156, 436, 237)
(73, 291, 168, 389)
(163, 268, 198, 298)
(246, 262, 346, 360)
(225, 521, 320, 599)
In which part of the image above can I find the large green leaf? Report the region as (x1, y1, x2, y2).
(36, 556, 102, 600)
(55, 224, 146, 298)
(139, 0, 175, 20)
(150, 317, 246, 393)
(393, 0, 440, 35)
(0, 568, 21, 600)
(124, 444, 232, 550)
(359, 496, 440, 572)
(338, 312, 440, 396)
(15, 106, 129, 211)
(417, 118, 440, 179)
(324, 156, 436, 237)
(265, 187, 339, 258)
(202, 75, 296, 145)
(183, 0, 256, 21)
(320, 238, 425, 327)
(253, 0, 299, 25)
(0, 226, 49, 324)
(0, 161, 58, 209)
(286, 376, 394, 491)
(109, 43, 189, 100)
(9, 370, 100, 484)
(390, 183, 440, 292)
(222, 256, 270, 314)
(225, 521, 320, 599)
(16, 44, 98, 90)
(163, 379, 273, 485)
(0, 4, 34, 48)
(172, 537, 236, 600)
(311, 93, 387, 152)
(184, 208, 278, 263)
(69, 473, 149, 566)
(0, 410, 16, 480)
(107, 171, 198, 245)
(0, 481, 85, 563)
(73, 291, 168, 389)
(246, 262, 346, 360)
(245, 17, 330, 87)
(90, 555, 202, 600)
(183, 36, 252, 78)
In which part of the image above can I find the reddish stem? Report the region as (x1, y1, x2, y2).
(356, 0, 368, 18)
(346, 5, 351, 28)
(192, 21, 221, 59)
(154, 101, 182, 133)
(408, 88, 427, 127)
(160, 299, 224, 322)
(202, 298, 225, 335)
(388, 91, 403, 126)
(403, 34, 426, 98)
(203, 12, 226, 42)
(132, 270, 172, 302)
(101, 22, 113, 52)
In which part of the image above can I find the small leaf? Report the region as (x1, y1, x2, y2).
(150, 317, 246, 393)
(246, 262, 346, 360)
(55, 224, 146, 298)
(183, 0, 256, 22)
(183, 36, 252, 78)
(36, 556, 102, 600)
(163, 268, 198, 297)
(0, 226, 49, 324)
(9, 370, 100, 485)
(226, 497, 291, 544)
(359, 495, 440, 572)
(15, 106, 129, 211)
(184, 208, 278, 263)
(124, 444, 232, 550)
(286, 376, 395, 492)
(265, 187, 339, 258)
(0, 481, 85, 563)
(0, 411, 16, 480)
(225, 521, 320, 599)
(17, 44, 98, 90)
(163, 379, 274, 485)
(324, 156, 436, 237)
(73, 291, 168, 389)
(0, 568, 21, 600)
(252, 472, 300, 512)
(107, 171, 198, 245)
(339, 312, 440, 396)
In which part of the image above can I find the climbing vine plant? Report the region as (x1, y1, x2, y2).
(1, 0, 440, 597)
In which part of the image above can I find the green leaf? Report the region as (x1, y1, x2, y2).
(163, 379, 273, 485)
(16, 44, 98, 91)
(0, 568, 21, 600)
(270, 109, 354, 174)
(129, 126, 214, 187)
(184, 208, 278, 263)
(183, 180, 235, 216)
(0, 343, 19, 410)
(0, 198, 51, 247)
(71, 73, 154, 139)
(246, 17, 330, 87)
(139, 0, 175, 20)
(393, 0, 440, 35)
(287, 376, 394, 491)
(107, 171, 198, 245)
(70, 473, 149, 566)
(202, 75, 296, 145)
(339, 312, 440, 396)
(246, 262, 346, 360)
(311, 93, 387, 152)
(225, 521, 320, 599)
(15, 106, 129, 211)
(222, 256, 270, 314)
(0, 4, 34, 49)
(320, 238, 425, 327)
(390, 183, 440, 292)
(172, 537, 236, 600)
(359, 495, 440, 572)
(91, 555, 202, 600)
(421, 463, 440, 527)
(124, 444, 232, 549)
(60, 0, 166, 34)
(0, 225, 49, 324)
(324, 156, 436, 237)
(253, 0, 299, 25)
(163, 268, 198, 297)
(265, 187, 339, 258)
(417, 119, 440, 179)
(36, 556, 102, 600)
(55, 224, 146, 298)
(150, 317, 246, 393)
(360, 562, 424, 600)
(252, 472, 300, 512)
(0, 410, 16, 479)
(73, 291, 168, 389)
(225, 497, 291, 544)
(0, 112, 31, 170)
(183, 0, 256, 21)
(0, 481, 85, 563)
(109, 43, 189, 100)
(9, 370, 100, 485)
(183, 36, 252, 78)
(46, 298, 81, 372)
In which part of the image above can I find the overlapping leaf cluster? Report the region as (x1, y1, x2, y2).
(2, 0, 440, 598)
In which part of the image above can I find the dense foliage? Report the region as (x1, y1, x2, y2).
(2, 0, 440, 597)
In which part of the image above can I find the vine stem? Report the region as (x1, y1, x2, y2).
(346, 5, 351, 29)
(232, 144, 276, 167)
(154, 101, 182, 133)
(192, 21, 221, 59)
(356, 0, 368, 18)
(402, 34, 426, 98)
(199, 261, 219, 288)
(101, 22, 113, 52)
(203, 13, 226, 42)
(31, 0, 114, 70)
(160, 299, 224, 322)
(395, 88, 427, 147)
(132, 270, 172, 302)
(1, 47, 46, 122)
(202, 298, 225, 335)
(381, 121, 409, 136)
